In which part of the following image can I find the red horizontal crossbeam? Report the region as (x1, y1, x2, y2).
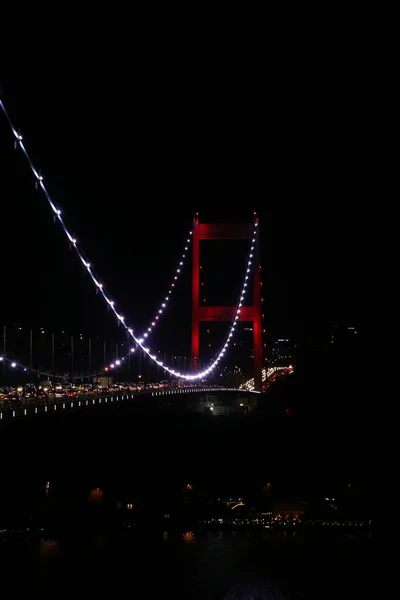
(198, 305, 257, 321)
(198, 223, 253, 240)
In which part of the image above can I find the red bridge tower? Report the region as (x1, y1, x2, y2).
(191, 215, 262, 391)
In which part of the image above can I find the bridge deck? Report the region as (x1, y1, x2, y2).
(0, 387, 260, 422)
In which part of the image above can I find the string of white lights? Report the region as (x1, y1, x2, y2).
(0, 97, 258, 380)
(138, 218, 195, 342)
(0, 354, 48, 377)
(0, 348, 130, 379)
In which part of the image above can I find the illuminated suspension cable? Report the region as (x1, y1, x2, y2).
(0, 98, 258, 380)
(0, 345, 128, 380)
(100, 220, 195, 362)
(0, 353, 124, 380)
(0, 354, 50, 378)
(139, 218, 194, 342)
(1, 94, 194, 344)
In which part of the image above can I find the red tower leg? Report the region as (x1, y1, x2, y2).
(252, 218, 262, 391)
(191, 216, 200, 371)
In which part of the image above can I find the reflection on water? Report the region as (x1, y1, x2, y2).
(0, 529, 374, 598)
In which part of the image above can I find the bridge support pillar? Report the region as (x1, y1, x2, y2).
(252, 223, 262, 392)
(191, 214, 201, 373)
(191, 215, 263, 391)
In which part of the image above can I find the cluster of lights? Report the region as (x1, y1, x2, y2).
(0, 97, 258, 381)
(240, 365, 294, 391)
(138, 220, 194, 342)
(105, 357, 123, 370)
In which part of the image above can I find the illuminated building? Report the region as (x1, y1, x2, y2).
(270, 338, 294, 366)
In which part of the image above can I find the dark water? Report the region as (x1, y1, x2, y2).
(0, 400, 379, 597)
(0, 529, 375, 599)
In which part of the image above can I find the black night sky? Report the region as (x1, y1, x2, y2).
(0, 60, 397, 371)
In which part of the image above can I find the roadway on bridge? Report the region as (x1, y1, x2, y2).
(0, 386, 260, 423)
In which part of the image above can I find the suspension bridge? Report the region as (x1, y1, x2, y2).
(0, 94, 293, 420)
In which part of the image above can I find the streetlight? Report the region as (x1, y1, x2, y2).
(104, 366, 110, 389)
(115, 359, 121, 386)
(110, 364, 115, 389)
